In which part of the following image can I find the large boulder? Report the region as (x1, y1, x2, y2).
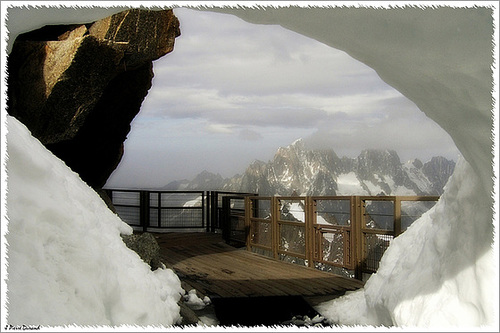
(122, 232, 162, 271)
(7, 9, 180, 188)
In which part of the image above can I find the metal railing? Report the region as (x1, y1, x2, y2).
(208, 191, 257, 233)
(105, 189, 438, 279)
(105, 189, 256, 233)
(245, 195, 439, 279)
(106, 189, 206, 231)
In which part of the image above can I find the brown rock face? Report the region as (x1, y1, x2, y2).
(7, 9, 180, 188)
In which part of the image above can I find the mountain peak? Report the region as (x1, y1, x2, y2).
(162, 140, 455, 197)
(277, 138, 305, 154)
(291, 138, 304, 146)
(406, 158, 423, 169)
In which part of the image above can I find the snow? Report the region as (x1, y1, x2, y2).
(183, 289, 211, 311)
(183, 196, 202, 207)
(279, 168, 292, 184)
(364, 180, 384, 196)
(378, 175, 417, 196)
(4, 117, 183, 327)
(288, 202, 305, 222)
(336, 172, 368, 195)
(404, 160, 434, 194)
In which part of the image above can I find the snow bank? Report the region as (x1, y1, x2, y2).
(5, 116, 183, 327)
(317, 156, 496, 327)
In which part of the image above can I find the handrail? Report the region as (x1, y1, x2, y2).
(106, 189, 439, 280)
(245, 195, 439, 280)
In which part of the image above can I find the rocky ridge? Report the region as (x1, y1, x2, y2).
(165, 139, 456, 197)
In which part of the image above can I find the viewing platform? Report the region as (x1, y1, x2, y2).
(106, 189, 439, 280)
(105, 190, 439, 325)
(156, 232, 364, 299)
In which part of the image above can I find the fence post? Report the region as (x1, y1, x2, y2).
(140, 191, 150, 232)
(353, 196, 364, 280)
(305, 196, 314, 268)
(394, 197, 402, 237)
(272, 197, 279, 260)
(221, 197, 230, 243)
(245, 197, 251, 251)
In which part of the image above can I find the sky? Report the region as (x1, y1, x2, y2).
(6, 6, 460, 189)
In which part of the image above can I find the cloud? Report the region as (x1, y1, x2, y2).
(206, 123, 235, 134)
(149, 8, 386, 95)
(238, 129, 263, 141)
(304, 103, 459, 162)
(141, 8, 405, 135)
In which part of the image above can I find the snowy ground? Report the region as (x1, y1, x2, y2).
(3, 116, 184, 327)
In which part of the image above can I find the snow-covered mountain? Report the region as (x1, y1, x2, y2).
(164, 139, 455, 197)
(161, 170, 227, 191)
(223, 139, 455, 196)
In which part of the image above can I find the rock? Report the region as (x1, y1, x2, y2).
(178, 302, 201, 326)
(7, 9, 180, 188)
(121, 232, 162, 270)
(95, 188, 117, 213)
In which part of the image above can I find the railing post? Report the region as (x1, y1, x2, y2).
(205, 191, 210, 232)
(394, 197, 402, 237)
(305, 196, 314, 268)
(201, 191, 205, 230)
(353, 196, 363, 280)
(272, 197, 279, 259)
(211, 191, 218, 233)
(106, 189, 113, 201)
(245, 197, 251, 251)
(157, 192, 162, 228)
(221, 197, 230, 243)
(140, 191, 150, 232)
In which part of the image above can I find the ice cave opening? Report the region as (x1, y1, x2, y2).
(2, 3, 498, 329)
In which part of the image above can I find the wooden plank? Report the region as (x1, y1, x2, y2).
(169, 246, 309, 297)
(165, 245, 290, 298)
(156, 232, 364, 298)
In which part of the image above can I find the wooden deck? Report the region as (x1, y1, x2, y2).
(155, 232, 364, 299)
